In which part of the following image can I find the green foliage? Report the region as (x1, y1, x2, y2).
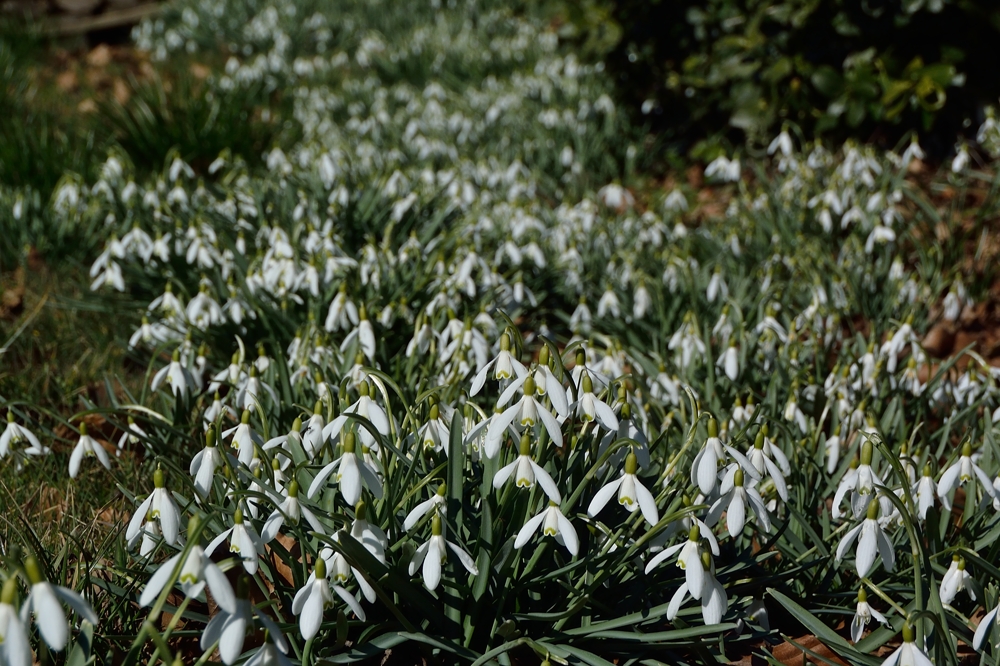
(599, 0, 1000, 152)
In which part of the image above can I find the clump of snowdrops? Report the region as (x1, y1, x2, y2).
(4, 1, 1000, 665)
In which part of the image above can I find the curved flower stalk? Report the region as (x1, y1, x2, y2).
(409, 514, 479, 592)
(126, 467, 181, 548)
(493, 434, 561, 503)
(69, 422, 112, 479)
(485, 375, 563, 456)
(308, 431, 383, 506)
(515, 501, 579, 556)
(17, 555, 98, 652)
(937, 442, 997, 512)
(587, 451, 659, 526)
(835, 498, 895, 578)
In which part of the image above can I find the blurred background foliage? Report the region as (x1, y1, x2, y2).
(546, 0, 1000, 159)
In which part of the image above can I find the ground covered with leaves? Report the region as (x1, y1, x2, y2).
(4, 2, 1000, 666)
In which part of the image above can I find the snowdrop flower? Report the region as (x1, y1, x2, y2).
(404, 484, 448, 531)
(597, 183, 634, 210)
(692, 419, 758, 496)
(0, 578, 30, 666)
(292, 558, 365, 641)
(515, 501, 578, 556)
(206, 508, 265, 574)
(301, 401, 326, 459)
(573, 372, 619, 432)
(126, 467, 181, 547)
(341, 304, 376, 361)
(662, 547, 727, 624)
(939, 554, 974, 606)
(417, 402, 450, 453)
(0, 411, 48, 464)
(236, 367, 278, 411)
(914, 463, 936, 520)
(705, 155, 740, 182)
(706, 468, 770, 537)
(569, 297, 592, 333)
(307, 431, 383, 505)
(470, 332, 527, 396)
(768, 129, 794, 157)
(325, 284, 359, 332)
(190, 427, 225, 501)
(597, 285, 621, 318)
(835, 499, 895, 578)
(825, 425, 842, 475)
(706, 268, 727, 303)
(69, 422, 111, 478)
(200, 589, 285, 666)
(18, 555, 99, 652)
(832, 440, 884, 519)
(974, 601, 1000, 651)
(493, 434, 561, 503)
(587, 452, 659, 526)
(222, 410, 264, 467)
(951, 142, 970, 173)
(116, 415, 147, 455)
(937, 442, 996, 511)
(151, 349, 196, 398)
(717, 339, 739, 382)
(262, 480, 326, 543)
(264, 416, 303, 463)
(633, 280, 652, 319)
(485, 375, 563, 456)
(881, 623, 932, 666)
(408, 514, 478, 592)
(322, 380, 391, 453)
(747, 427, 789, 502)
(851, 587, 888, 643)
(783, 387, 808, 434)
(139, 521, 236, 613)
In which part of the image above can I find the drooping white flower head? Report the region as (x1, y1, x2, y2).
(587, 452, 659, 526)
(17, 556, 99, 653)
(515, 501, 579, 556)
(68, 422, 112, 479)
(850, 587, 888, 643)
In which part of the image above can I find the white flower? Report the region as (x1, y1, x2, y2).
(706, 468, 771, 537)
(663, 548, 728, 624)
(939, 555, 974, 606)
(914, 464, 936, 521)
(597, 286, 621, 319)
(324, 285, 359, 332)
(469, 332, 527, 396)
(746, 427, 789, 502)
(235, 367, 278, 410)
(705, 155, 740, 182)
(768, 130, 794, 157)
(261, 480, 327, 543)
(485, 375, 563, 457)
(322, 380, 391, 453)
(222, 410, 264, 467)
(151, 349, 196, 398)
(692, 419, 759, 496)
(572, 372, 618, 431)
(307, 431, 384, 506)
(825, 426, 842, 475)
(190, 427, 225, 501)
(832, 440, 884, 519)
(206, 508, 265, 574)
(292, 558, 365, 641)
(851, 587, 888, 643)
(493, 434, 561, 503)
(881, 624, 932, 666)
(717, 343, 739, 381)
(587, 452, 659, 526)
(126, 467, 181, 547)
(139, 533, 236, 613)
(835, 499, 895, 578)
(17, 556, 98, 652)
(404, 485, 448, 532)
(515, 502, 578, 556)
(937, 442, 997, 511)
(408, 514, 479, 591)
(0, 580, 30, 666)
(68, 422, 112, 478)
(974, 603, 1000, 651)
